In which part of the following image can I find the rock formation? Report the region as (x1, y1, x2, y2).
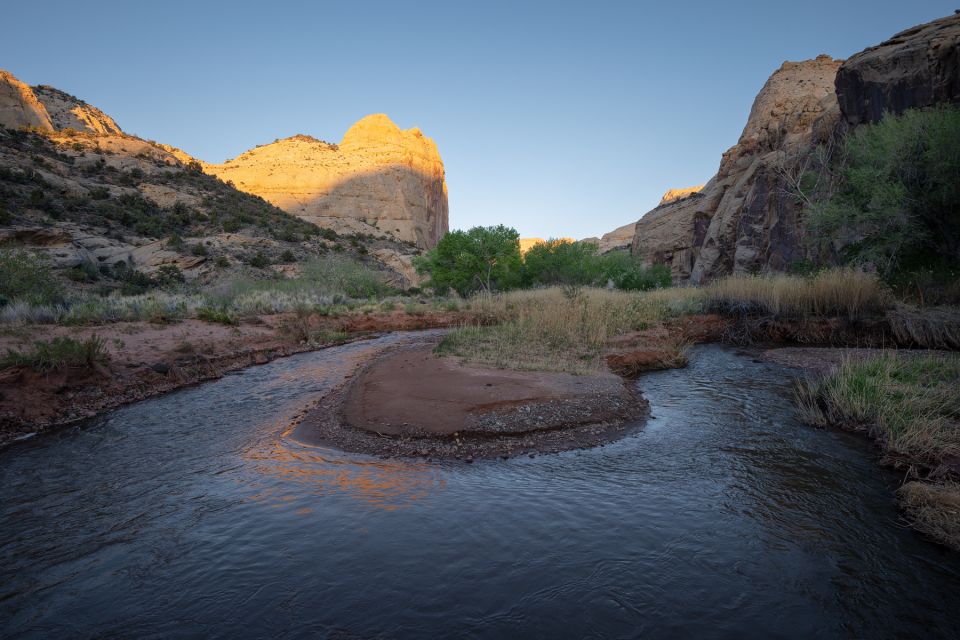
(0, 71, 123, 135)
(624, 13, 960, 282)
(659, 185, 703, 205)
(32, 85, 123, 135)
(836, 13, 960, 126)
(631, 54, 843, 281)
(205, 114, 449, 249)
(0, 70, 54, 131)
(0, 70, 427, 288)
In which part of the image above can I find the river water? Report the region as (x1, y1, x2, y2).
(2, 337, 959, 638)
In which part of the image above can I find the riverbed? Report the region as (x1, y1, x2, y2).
(2, 336, 959, 638)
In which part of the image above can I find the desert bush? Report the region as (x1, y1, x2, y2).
(196, 306, 238, 325)
(0, 248, 64, 306)
(249, 251, 270, 268)
(1, 334, 109, 372)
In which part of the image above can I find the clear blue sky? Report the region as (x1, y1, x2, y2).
(1, 1, 954, 239)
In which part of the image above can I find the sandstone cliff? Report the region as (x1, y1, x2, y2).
(836, 13, 960, 126)
(32, 85, 123, 135)
(0, 70, 53, 131)
(0, 71, 426, 288)
(205, 114, 449, 250)
(659, 185, 703, 205)
(632, 54, 843, 281)
(626, 13, 960, 282)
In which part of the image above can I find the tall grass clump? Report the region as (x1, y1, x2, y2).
(439, 287, 704, 373)
(706, 268, 888, 319)
(1, 335, 109, 372)
(794, 353, 960, 462)
(897, 481, 960, 551)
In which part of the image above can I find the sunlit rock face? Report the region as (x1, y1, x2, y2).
(32, 85, 123, 135)
(836, 13, 960, 126)
(659, 185, 703, 205)
(0, 71, 123, 135)
(0, 70, 54, 131)
(205, 114, 449, 249)
(631, 54, 843, 281)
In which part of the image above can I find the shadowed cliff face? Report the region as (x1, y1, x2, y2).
(631, 55, 843, 282)
(205, 114, 449, 249)
(836, 13, 960, 126)
(284, 166, 448, 251)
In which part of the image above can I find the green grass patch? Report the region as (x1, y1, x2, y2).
(795, 353, 960, 461)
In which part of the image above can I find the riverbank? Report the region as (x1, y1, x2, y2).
(0, 309, 469, 448)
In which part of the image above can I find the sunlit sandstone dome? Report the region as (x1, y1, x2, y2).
(205, 114, 449, 250)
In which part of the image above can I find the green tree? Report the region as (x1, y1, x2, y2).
(415, 225, 522, 295)
(522, 239, 600, 286)
(807, 106, 960, 276)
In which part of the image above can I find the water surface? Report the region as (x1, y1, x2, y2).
(2, 340, 959, 638)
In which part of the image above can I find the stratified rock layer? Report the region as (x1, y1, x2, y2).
(205, 114, 448, 249)
(836, 13, 960, 126)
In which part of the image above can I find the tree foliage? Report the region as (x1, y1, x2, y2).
(414, 225, 522, 295)
(415, 230, 671, 295)
(807, 106, 960, 277)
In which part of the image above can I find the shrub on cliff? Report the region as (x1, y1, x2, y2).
(414, 225, 522, 295)
(807, 106, 960, 277)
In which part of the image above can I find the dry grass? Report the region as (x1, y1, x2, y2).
(441, 287, 704, 373)
(887, 305, 960, 349)
(794, 353, 960, 462)
(706, 268, 888, 319)
(897, 481, 960, 551)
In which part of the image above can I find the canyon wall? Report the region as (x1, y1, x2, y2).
(205, 114, 449, 250)
(631, 54, 843, 281)
(628, 12, 960, 282)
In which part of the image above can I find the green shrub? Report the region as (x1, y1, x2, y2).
(1, 335, 109, 372)
(196, 306, 238, 325)
(249, 251, 269, 268)
(155, 265, 185, 287)
(808, 106, 960, 277)
(0, 248, 64, 305)
(191, 243, 209, 257)
(280, 249, 296, 263)
(215, 255, 230, 268)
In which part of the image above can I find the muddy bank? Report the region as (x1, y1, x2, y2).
(293, 340, 646, 460)
(0, 310, 470, 448)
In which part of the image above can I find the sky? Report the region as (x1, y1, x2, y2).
(0, 1, 954, 239)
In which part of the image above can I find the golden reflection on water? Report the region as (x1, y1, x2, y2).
(243, 434, 445, 512)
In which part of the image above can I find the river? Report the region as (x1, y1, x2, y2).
(2, 336, 959, 638)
